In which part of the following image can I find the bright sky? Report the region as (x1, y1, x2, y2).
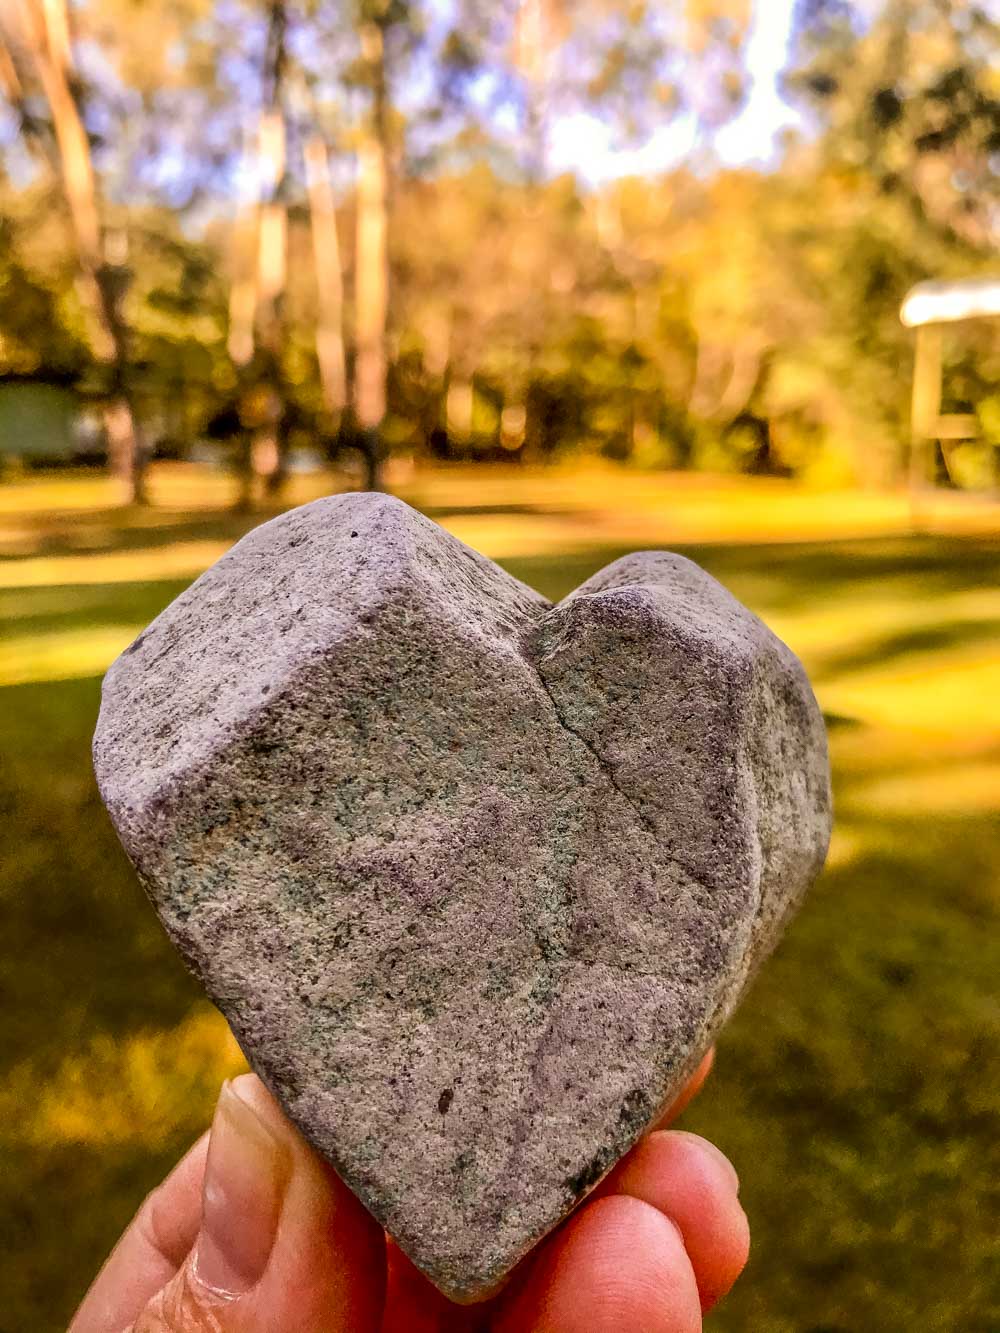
(548, 0, 802, 182)
(0, 0, 805, 203)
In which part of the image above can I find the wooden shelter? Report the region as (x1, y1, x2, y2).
(901, 277, 1000, 490)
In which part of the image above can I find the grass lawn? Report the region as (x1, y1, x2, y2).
(2, 464, 998, 1332)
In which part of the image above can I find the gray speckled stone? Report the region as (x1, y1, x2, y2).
(93, 493, 831, 1302)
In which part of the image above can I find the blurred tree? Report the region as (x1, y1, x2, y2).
(234, 0, 293, 506)
(0, 200, 85, 378)
(351, 3, 395, 489)
(0, 0, 149, 501)
(792, 0, 999, 251)
(443, 0, 757, 464)
(787, 0, 1000, 482)
(278, 0, 423, 492)
(0, 0, 995, 495)
(303, 130, 347, 442)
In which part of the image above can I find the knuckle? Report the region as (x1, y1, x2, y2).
(131, 1260, 235, 1333)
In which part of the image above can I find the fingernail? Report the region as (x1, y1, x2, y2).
(194, 1078, 292, 1295)
(673, 1131, 740, 1194)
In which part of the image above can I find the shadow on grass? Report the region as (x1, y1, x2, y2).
(419, 503, 580, 520)
(0, 578, 199, 639)
(1, 499, 580, 564)
(0, 508, 265, 563)
(4, 535, 996, 690)
(814, 616, 1000, 683)
(501, 535, 1000, 612)
(0, 675, 201, 1081)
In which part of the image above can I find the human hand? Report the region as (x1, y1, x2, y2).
(71, 1049, 747, 1332)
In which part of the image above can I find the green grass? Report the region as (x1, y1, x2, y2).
(1, 466, 998, 1331)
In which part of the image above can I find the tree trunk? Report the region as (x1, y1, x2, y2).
(104, 397, 147, 503)
(353, 20, 390, 491)
(226, 204, 259, 512)
(255, 5, 291, 497)
(224, 4, 290, 510)
(227, 195, 259, 372)
(304, 134, 347, 436)
(257, 160, 291, 500)
(515, 0, 555, 183)
(232, 433, 255, 513)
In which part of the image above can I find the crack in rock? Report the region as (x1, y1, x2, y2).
(530, 652, 661, 842)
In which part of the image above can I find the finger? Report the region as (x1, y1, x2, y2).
(381, 1239, 485, 1333)
(132, 1074, 386, 1333)
(493, 1194, 702, 1333)
(69, 1132, 209, 1333)
(594, 1131, 749, 1312)
(653, 1048, 715, 1131)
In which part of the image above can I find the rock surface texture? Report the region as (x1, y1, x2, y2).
(93, 493, 831, 1301)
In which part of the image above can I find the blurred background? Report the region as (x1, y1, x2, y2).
(0, 1, 998, 1328)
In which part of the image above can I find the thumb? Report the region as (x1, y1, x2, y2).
(132, 1074, 385, 1333)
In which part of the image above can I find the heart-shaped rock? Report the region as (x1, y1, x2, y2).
(94, 493, 830, 1301)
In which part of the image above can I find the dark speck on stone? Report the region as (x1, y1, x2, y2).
(92, 491, 831, 1304)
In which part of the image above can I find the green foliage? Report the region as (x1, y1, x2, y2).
(0, 205, 86, 376)
(792, 0, 1000, 249)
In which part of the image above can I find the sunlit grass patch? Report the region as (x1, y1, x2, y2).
(0, 540, 232, 589)
(765, 585, 999, 664)
(855, 758, 1000, 814)
(822, 651, 1000, 732)
(4, 1006, 244, 1153)
(4, 463, 1000, 557)
(0, 624, 145, 686)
